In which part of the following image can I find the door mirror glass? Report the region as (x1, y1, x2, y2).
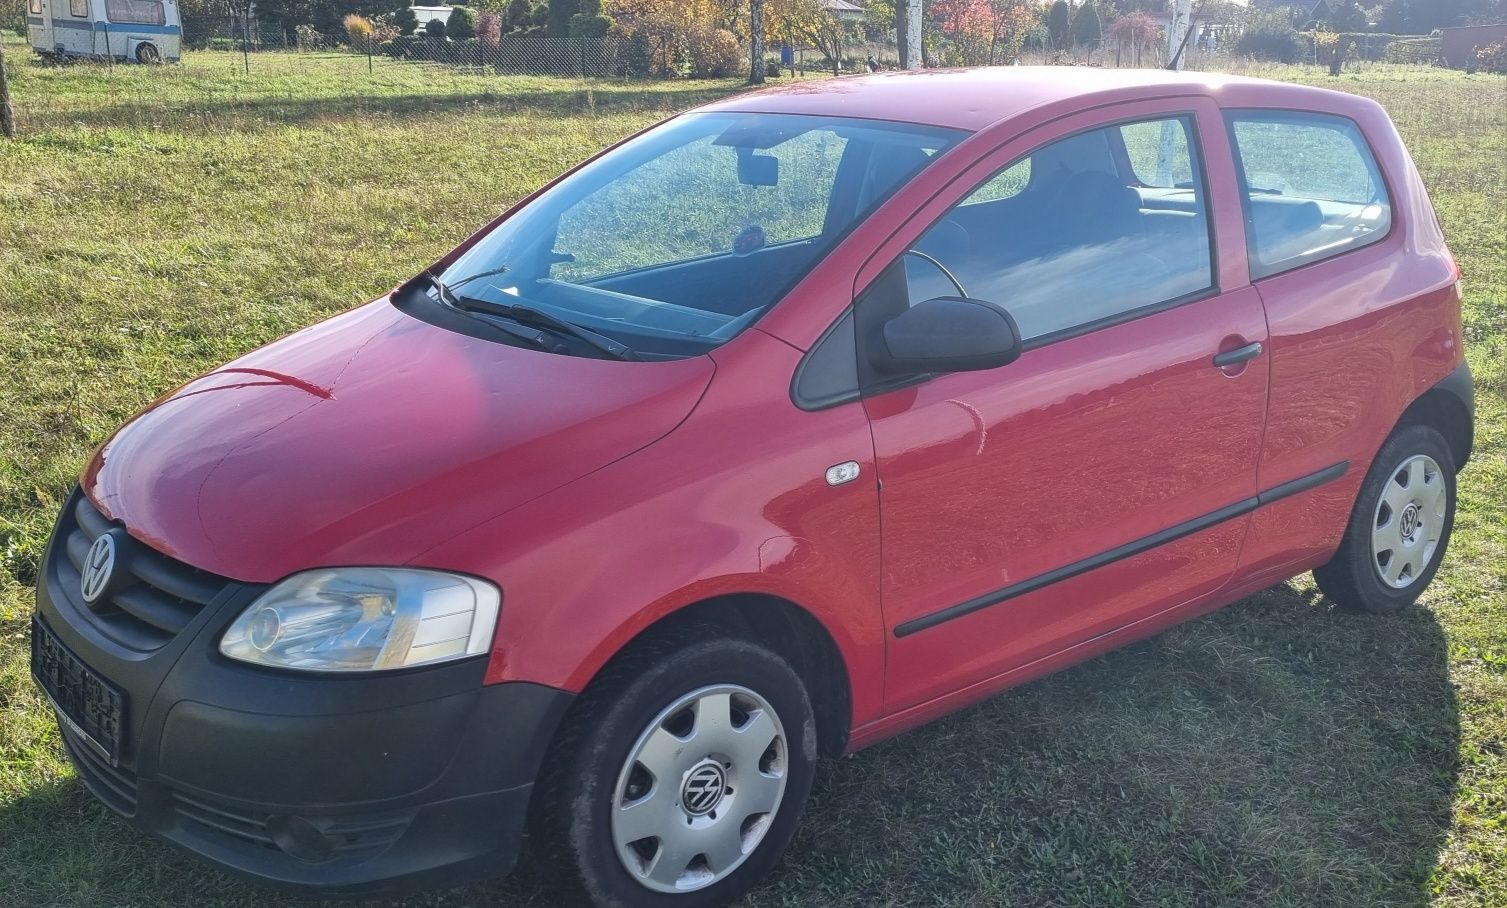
(868, 297, 1022, 376)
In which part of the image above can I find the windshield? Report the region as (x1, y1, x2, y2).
(431, 112, 965, 358)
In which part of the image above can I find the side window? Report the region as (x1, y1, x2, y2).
(901, 116, 1214, 344)
(958, 159, 1030, 206)
(29, 0, 42, 14)
(1227, 111, 1392, 280)
(105, 0, 164, 23)
(69, 0, 86, 15)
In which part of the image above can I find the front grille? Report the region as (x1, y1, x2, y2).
(56, 494, 230, 652)
(60, 725, 139, 817)
(172, 790, 413, 860)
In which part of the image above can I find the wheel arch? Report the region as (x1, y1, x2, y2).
(1395, 361, 1473, 472)
(573, 593, 854, 759)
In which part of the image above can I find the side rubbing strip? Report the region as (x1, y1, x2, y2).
(892, 461, 1350, 638)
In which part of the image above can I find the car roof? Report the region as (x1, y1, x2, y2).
(699, 66, 1347, 132)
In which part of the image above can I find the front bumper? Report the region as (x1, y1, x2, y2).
(33, 489, 574, 896)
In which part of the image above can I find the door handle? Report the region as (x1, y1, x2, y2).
(1212, 341, 1263, 369)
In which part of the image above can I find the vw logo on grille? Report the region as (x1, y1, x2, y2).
(80, 533, 118, 606)
(680, 762, 727, 817)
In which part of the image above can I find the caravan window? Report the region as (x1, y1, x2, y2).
(28, 0, 41, 15)
(69, 0, 87, 16)
(105, 0, 165, 23)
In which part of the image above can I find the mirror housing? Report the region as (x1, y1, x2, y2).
(868, 297, 1023, 376)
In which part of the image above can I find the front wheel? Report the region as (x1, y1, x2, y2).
(1315, 423, 1457, 614)
(532, 630, 817, 908)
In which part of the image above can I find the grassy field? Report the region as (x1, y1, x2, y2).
(1, 43, 1504, 908)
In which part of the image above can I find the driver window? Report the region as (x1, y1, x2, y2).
(902, 116, 1215, 344)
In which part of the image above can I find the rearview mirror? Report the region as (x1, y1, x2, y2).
(737, 149, 779, 187)
(868, 297, 1022, 376)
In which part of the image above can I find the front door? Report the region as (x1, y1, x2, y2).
(861, 100, 1270, 713)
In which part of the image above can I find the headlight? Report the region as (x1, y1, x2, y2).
(220, 568, 500, 672)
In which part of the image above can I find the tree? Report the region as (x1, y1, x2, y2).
(448, 4, 476, 36)
(0, 38, 15, 140)
(750, 0, 765, 83)
(773, 0, 849, 73)
(1108, 10, 1159, 63)
(547, 0, 579, 35)
(393, 0, 418, 33)
(504, 0, 532, 31)
(425, 15, 446, 34)
(1379, 0, 1503, 32)
(1071, 0, 1102, 49)
(1323, 0, 1369, 30)
(1046, 0, 1069, 48)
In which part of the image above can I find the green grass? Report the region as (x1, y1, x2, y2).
(2, 47, 1505, 907)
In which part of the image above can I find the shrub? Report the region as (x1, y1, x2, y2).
(1235, 11, 1301, 62)
(504, 0, 532, 31)
(425, 17, 446, 36)
(447, 5, 476, 39)
(383, 33, 419, 56)
(294, 23, 323, 49)
(568, 12, 611, 41)
(343, 13, 375, 48)
(393, 0, 418, 35)
(547, 0, 578, 37)
(615, 25, 655, 76)
(686, 27, 740, 77)
(477, 10, 502, 48)
(1475, 40, 1507, 73)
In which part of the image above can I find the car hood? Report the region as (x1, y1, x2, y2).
(83, 300, 715, 583)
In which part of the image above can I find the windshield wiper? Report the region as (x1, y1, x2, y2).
(426, 272, 566, 354)
(426, 273, 638, 361)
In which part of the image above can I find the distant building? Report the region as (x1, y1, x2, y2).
(1250, 0, 1333, 20)
(411, 5, 454, 28)
(1441, 23, 1507, 68)
(822, 0, 866, 23)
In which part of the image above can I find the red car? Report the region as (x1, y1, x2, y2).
(34, 68, 1471, 908)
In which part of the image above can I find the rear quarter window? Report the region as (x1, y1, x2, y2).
(1226, 111, 1392, 280)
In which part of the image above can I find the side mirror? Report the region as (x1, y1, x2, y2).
(868, 297, 1022, 376)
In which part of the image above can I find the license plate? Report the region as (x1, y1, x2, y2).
(31, 617, 125, 766)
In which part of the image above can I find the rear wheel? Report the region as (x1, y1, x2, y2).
(134, 42, 160, 64)
(532, 630, 817, 908)
(1315, 423, 1456, 614)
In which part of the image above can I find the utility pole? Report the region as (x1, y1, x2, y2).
(0, 40, 15, 139)
(1165, 0, 1193, 70)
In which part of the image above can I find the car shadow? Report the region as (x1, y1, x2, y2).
(0, 582, 1459, 908)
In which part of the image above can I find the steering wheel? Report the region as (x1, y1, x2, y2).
(903, 249, 970, 299)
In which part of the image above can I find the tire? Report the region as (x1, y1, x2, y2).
(134, 42, 160, 64)
(1315, 423, 1457, 614)
(531, 628, 818, 908)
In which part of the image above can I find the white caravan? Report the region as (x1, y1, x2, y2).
(26, 0, 182, 63)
